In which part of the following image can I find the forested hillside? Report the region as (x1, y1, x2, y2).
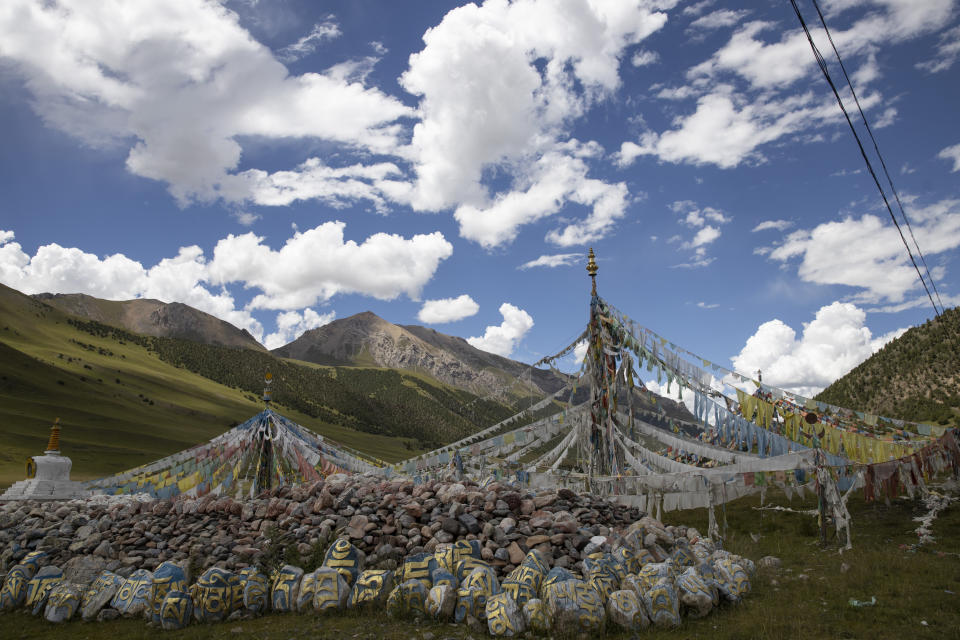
(816, 306, 960, 427)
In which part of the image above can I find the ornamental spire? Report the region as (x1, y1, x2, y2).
(45, 417, 61, 453)
(586, 247, 598, 296)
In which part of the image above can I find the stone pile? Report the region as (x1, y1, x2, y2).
(0, 475, 758, 634)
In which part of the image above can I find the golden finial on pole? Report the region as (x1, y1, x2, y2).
(45, 417, 61, 453)
(586, 247, 598, 295)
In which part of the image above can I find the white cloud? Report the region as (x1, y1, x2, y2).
(683, 0, 716, 17)
(697, 301, 719, 309)
(467, 303, 534, 358)
(417, 295, 480, 324)
(263, 308, 336, 350)
(401, 0, 667, 246)
(731, 301, 906, 396)
(752, 219, 793, 232)
(765, 200, 960, 304)
(572, 339, 589, 366)
(916, 24, 960, 73)
(671, 200, 731, 227)
(685, 225, 721, 248)
(207, 222, 453, 310)
(519, 253, 584, 270)
(277, 18, 341, 62)
(666, 200, 728, 267)
(0, 0, 412, 206)
(689, 9, 748, 31)
(233, 211, 261, 226)
(631, 50, 660, 66)
(938, 143, 960, 172)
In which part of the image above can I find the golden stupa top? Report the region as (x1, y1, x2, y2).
(45, 417, 61, 453)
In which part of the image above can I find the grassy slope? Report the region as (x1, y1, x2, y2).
(6, 488, 959, 639)
(0, 289, 423, 489)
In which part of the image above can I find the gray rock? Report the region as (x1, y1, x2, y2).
(45, 582, 82, 623)
(606, 589, 650, 631)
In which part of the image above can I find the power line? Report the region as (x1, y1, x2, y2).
(808, 0, 945, 315)
(788, 0, 942, 317)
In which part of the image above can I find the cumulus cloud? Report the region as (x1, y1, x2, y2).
(0, 222, 452, 342)
(519, 253, 584, 269)
(763, 199, 960, 304)
(939, 143, 960, 172)
(401, 0, 667, 246)
(731, 301, 906, 396)
(233, 211, 261, 226)
(631, 50, 660, 66)
(572, 339, 589, 365)
(752, 219, 793, 232)
(689, 9, 748, 31)
(263, 308, 336, 350)
(467, 303, 534, 358)
(417, 295, 479, 324)
(207, 222, 453, 310)
(0, 0, 412, 206)
(667, 200, 730, 267)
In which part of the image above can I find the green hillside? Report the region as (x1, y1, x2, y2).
(0, 284, 539, 489)
(816, 306, 960, 427)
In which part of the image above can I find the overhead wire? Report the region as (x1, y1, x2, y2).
(808, 0, 945, 315)
(788, 0, 943, 317)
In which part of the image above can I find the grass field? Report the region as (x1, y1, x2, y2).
(5, 485, 959, 640)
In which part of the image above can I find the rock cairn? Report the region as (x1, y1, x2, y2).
(0, 474, 756, 634)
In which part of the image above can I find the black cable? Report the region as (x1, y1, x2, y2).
(809, 0, 945, 314)
(789, 0, 942, 317)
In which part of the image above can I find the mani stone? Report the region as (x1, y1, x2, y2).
(677, 566, 715, 618)
(637, 561, 676, 591)
(111, 568, 153, 617)
(322, 538, 362, 586)
(159, 590, 194, 631)
(44, 582, 82, 623)
(271, 565, 303, 612)
(606, 589, 650, 631)
(401, 552, 437, 589)
(81, 570, 123, 621)
(431, 568, 457, 590)
(644, 577, 681, 628)
(26, 566, 63, 616)
(454, 556, 490, 583)
(522, 598, 550, 635)
(542, 566, 575, 592)
(486, 591, 525, 637)
(0, 563, 36, 610)
(349, 569, 395, 608)
(426, 583, 456, 621)
(462, 565, 500, 598)
(148, 561, 187, 624)
(386, 579, 429, 619)
(192, 567, 237, 623)
(240, 569, 270, 614)
(454, 586, 488, 623)
(712, 558, 750, 603)
(543, 579, 606, 634)
(296, 569, 318, 613)
(312, 567, 350, 612)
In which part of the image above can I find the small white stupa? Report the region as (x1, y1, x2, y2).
(0, 418, 90, 501)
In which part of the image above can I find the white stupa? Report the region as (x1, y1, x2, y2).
(0, 418, 90, 501)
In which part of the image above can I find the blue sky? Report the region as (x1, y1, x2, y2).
(1, 0, 959, 397)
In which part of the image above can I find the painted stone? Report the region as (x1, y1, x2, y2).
(677, 566, 714, 618)
(431, 568, 457, 590)
(644, 577, 681, 628)
(111, 568, 153, 617)
(454, 556, 491, 583)
(588, 574, 616, 604)
(543, 579, 605, 633)
(541, 567, 575, 594)
(435, 540, 480, 574)
(25, 566, 63, 616)
(81, 570, 123, 621)
(501, 579, 536, 608)
(612, 546, 642, 576)
(349, 569, 395, 608)
(522, 598, 550, 635)
(520, 549, 549, 575)
(621, 575, 646, 603)
(486, 591, 525, 637)
(385, 579, 428, 619)
(401, 552, 437, 588)
(671, 544, 698, 568)
(0, 563, 35, 610)
(241, 569, 270, 614)
(21, 551, 48, 572)
(463, 565, 500, 597)
(148, 561, 187, 624)
(426, 583, 456, 621)
(271, 564, 303, 612)
(192, 567, 237, 623)
(312, 567, 350, 612)
(159, 590, 194, 631)
(454, 586, 488, 623)
(584, 554, 621, 584)
(322, 538, 362, 586)
(606, 588, 650, 631)
(296, 570, 318, 613)
(44, 582, 81, 623)
(637, 561, 676, 591)
(507, 564, 544, 594)
(713, 558, 750, 602)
